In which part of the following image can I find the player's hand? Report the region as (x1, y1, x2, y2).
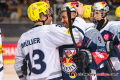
(72, 49, 92, 68)
(73, 1, 84, 18)
(21, 59, 27, 76)
(40, 0, 50, 7)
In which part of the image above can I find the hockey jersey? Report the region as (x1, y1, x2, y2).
(95, 20, 120, 80)
(59, 23, 107, 80)
(14, 17, 86, 80)
(0, 28, 3, 80)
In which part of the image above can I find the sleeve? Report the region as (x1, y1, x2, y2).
(108, 24, 120, 57)
(50, 17, 86, 47)
(108, 24, 119, 44)
(101, 24, 119, 45)
(77, 30, 108, 70)
(14, 36, 26, 80)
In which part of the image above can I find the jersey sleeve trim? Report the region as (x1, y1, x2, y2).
(73, 17, 86, 34)
(0, 66, 3, 72)
(18, 75, 24, 78)
(72, 26, 84, 36)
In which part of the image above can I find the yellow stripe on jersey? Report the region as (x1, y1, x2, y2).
(0, 45, 2, 54)
(66, 28, 70, 34)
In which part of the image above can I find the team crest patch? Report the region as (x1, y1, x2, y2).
(103, 33, 109, 41)
(61, 48, 77, 73)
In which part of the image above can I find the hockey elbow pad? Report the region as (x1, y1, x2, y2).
(21, 59, 27, 76)
(72, 49, 93, 68)
(105, 41, 113, 55)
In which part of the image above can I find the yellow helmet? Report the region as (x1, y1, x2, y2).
(115, 6, 120, 18)
(27, 1, 49, 22)
(83, 5, 92, 18)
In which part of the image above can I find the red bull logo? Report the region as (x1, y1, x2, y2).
(68, 2, 78, 9)
(99, 2, 107, 8)
(61, 48, 77, 73)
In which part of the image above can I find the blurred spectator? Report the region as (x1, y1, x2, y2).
(20, 0, 28, 18)
(112, 0, 120, 6)
(19, 0, 23, 3)
(106, 0, 120, 9)
(0, 0, 10, 17)
(49, 0, 57, 9)
(66, 0, 76, 2)
(28, 0, 35, 6)
(0, 10, 3, 21)
(56, 0, 65, 13)
(8, 0, 19, 20)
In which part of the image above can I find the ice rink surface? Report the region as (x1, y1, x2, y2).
(4, 64, 19, 80)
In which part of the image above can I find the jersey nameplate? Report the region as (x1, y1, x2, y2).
(21, 38, 40, 48)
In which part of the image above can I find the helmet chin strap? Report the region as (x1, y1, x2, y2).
(96, 12, 109, 31)
(71, 18, 75, 22)
(34, 15, 48, 25)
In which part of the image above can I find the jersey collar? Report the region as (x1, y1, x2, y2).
(115, 20, 120, 21)
(32, 25, 42, 29)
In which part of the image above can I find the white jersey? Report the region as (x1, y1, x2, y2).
(14, 17, 86, 80)
(0, 28, 3, 80)
(109, 20, 120, 25)
(100, 21, 120, 35)
(85, 22, 95, 31)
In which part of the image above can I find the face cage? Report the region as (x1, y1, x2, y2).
(34, 7, 53, 23)
(45, 7, 53, 16)
(58, 9, 63, 18)
(90, 10, 107, 24)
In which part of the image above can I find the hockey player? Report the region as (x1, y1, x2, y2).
(115, 6, 120, 21)
(0, 28, 3, 80)
(90, 1, 120, 80)
(59, 3, 108, 80)
(83, 5, 95, 28)
(109, 6, 120, 25)
(14, 1, 86, 80)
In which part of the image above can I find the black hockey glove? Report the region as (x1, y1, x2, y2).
(72, 49, 93, 68)
(105, 41, 113, 55)
(21, 59, 27, 75)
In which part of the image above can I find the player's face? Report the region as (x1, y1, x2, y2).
(92, 10, 102, 21)
(61, 11, 69, 28)
(61, 11, 76, 28)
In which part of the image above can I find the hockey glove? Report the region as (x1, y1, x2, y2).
(105, 41, 113, 55)
(21, 59, 27, 76)
(72, 49, 93, 68)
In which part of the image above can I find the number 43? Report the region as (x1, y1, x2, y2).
(25, 50, 46, 75)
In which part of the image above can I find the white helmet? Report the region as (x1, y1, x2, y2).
(90, 1, 109, 24)
(61, 2, 78, 12)
(58, 2, 78, 16)
(92, 2, 109, 13)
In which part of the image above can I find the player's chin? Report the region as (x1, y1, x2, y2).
(65, 24, 69, 28)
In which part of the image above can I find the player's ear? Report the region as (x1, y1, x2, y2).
(40, 15, 45, 21)
(39, 13, 46, 21)
(71, 12, 76, 18)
